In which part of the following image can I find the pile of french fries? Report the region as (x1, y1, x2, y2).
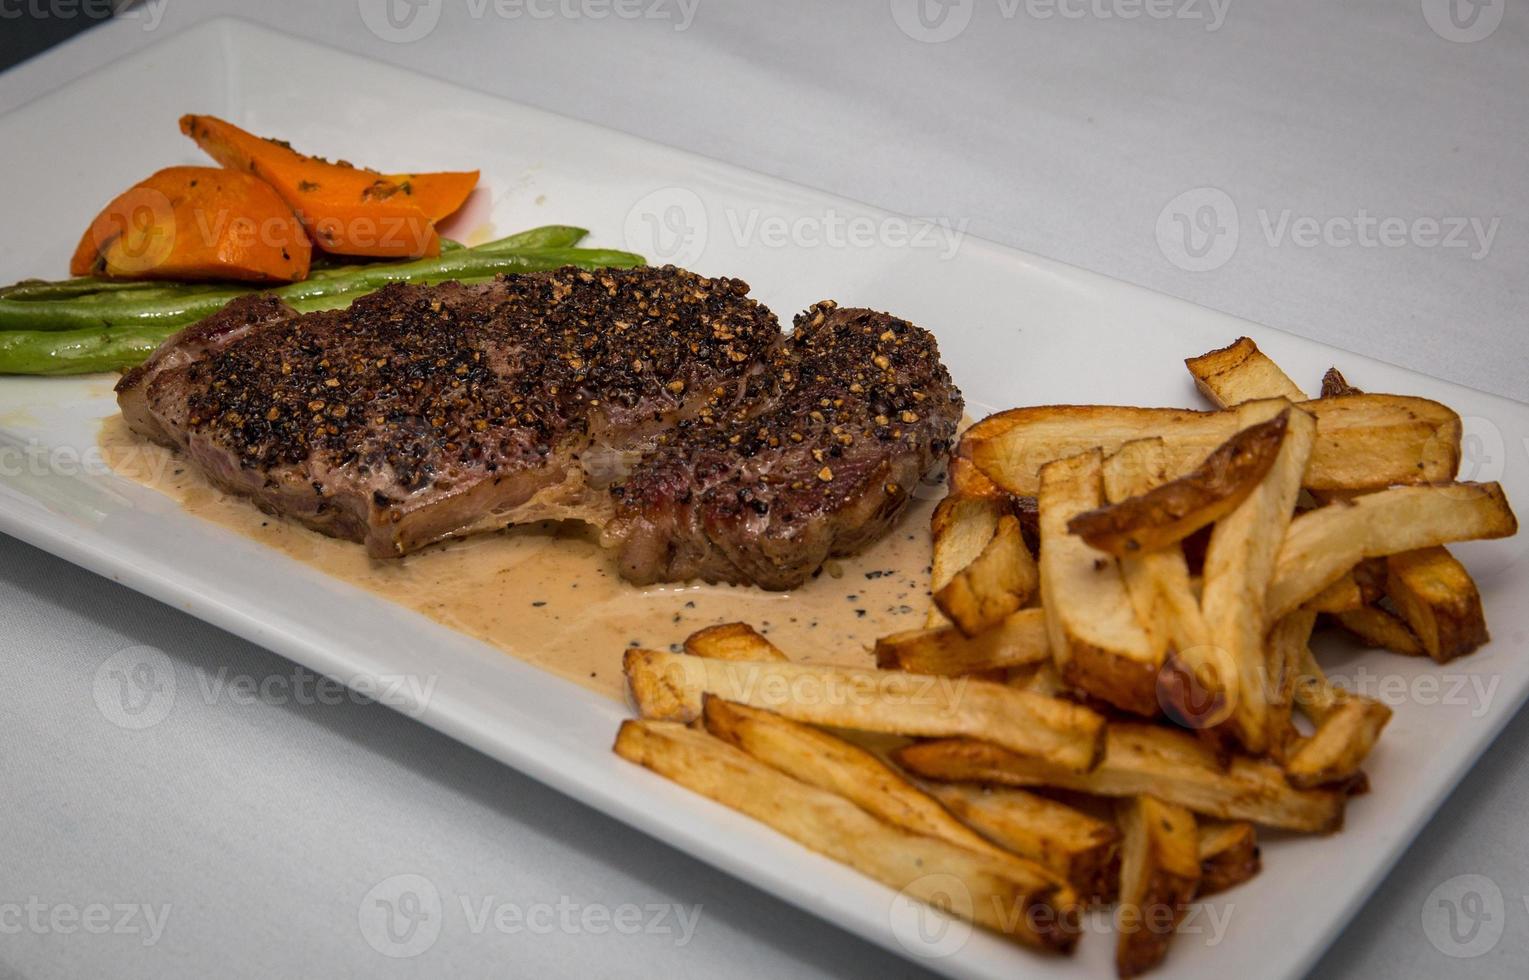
(611, 339, 1518, 976)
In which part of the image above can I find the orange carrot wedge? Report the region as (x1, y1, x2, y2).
(70, 166, 311, 283)
(179, 115, 476, 259)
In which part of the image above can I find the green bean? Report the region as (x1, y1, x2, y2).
(0, 246, 644, 333)
(0, 272, 505, 374)
(0, 248, 646, 375)
(0, 323, 184, 376)
(473, 225, 588, 252)
(0, 277, 183, 301)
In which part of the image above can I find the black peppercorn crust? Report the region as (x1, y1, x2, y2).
(117, 267, 962, 588)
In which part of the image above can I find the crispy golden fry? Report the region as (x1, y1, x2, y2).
(929, 495, 1008, 627)
(1196, 821, 1261, 896)
(1285, 696, 1392, 789)
(700, 698, 1018, 862)
(1332, 606, 1425, 657)
(894, 723, 1348, 833)
(1265, 611, 1319, 761)
(1385, 547, 1490, 662)
(1319, 367, 1360, 399)
(925, 782, 1120, 901)
(1352, 557, 1388, 605)
(875, 608, 1049, 675)
(1012, 661, 1072, 699)
(1094, 442, 1216, 726)
(935, 515, 1038, 636)
(1185, 337, 1308, 408)
(1070, 412, 1290, 556)
(613, 720, 1080, 953)
(684, 623, 790, 662)
(1115, 795, 1200, 978)
(948, 454, 1007, 500)
(958, 394, 1460, 496)
(1040, 450, 1162, 717)
(1099, 440, 1176, 669)
(1201, 401, 1316, 752)
(1266, 483, 1518, 621)
(624, 648, 1106, 772)
(1289, 640, 1345, 725)
(1308, 359, 1486, 657)
(1304, 573, 1364, 613)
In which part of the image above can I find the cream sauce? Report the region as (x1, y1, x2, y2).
(99, 416, 938, 702)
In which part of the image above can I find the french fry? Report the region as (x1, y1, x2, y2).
(1185, 337, 1307, 408)
(875, 608, 1049, 675)
(612, 720, 1080, 953)
(894, 723, 1348, 833)
(959, 394, 1460, 496)
(1094, 442, 1217, 727)
(1352, 557, 1388, 604)
(1266, 483, 1518, 621)
(624, 648, 1106, 772)
(1099, 441, 1176, 670)
(948, 454, 1007, 500)
(1201, 400, 1315, 753)
(927, 782, 1120, 902)
(929, 494, 1008, 626)
(1070, 412, 1289, 556)
(1115, 795, 1200, 978)
(935, 515, 1038, 636)
(1385, 547, 1490, 662)
(1303, 573, 1364, 613)
(700, 698, 1021, 863)
(1197, 821, 1260, 896)
(1039, 450, 1162, 717)
(1304, 363, 1484, 662)
(1285, 696, 1392, 789)
(1332, 606, 1425, 657)
(1013, 661, 1072, 700)
(1265, 611, 1318, 760)
(1290, 639, 1345, 724)
(1319, 366, 1360, 399)
(684, 623, 790, 662)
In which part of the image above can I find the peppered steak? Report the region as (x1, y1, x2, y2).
(117, 265, 962, 589)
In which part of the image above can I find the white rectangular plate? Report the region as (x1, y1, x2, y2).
(3, 19, 1527, 979)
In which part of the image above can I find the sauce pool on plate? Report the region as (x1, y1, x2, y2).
(99, 415, 939, 701)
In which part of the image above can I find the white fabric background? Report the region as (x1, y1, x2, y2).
(2, 2, 1527, 977)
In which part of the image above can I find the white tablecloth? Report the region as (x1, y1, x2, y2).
(3, 2, 1526, 977)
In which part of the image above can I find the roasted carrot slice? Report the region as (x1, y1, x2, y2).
(179, 115, 477, 259)
(70, 166, 310, 283)
(369, 170, 481, 223)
